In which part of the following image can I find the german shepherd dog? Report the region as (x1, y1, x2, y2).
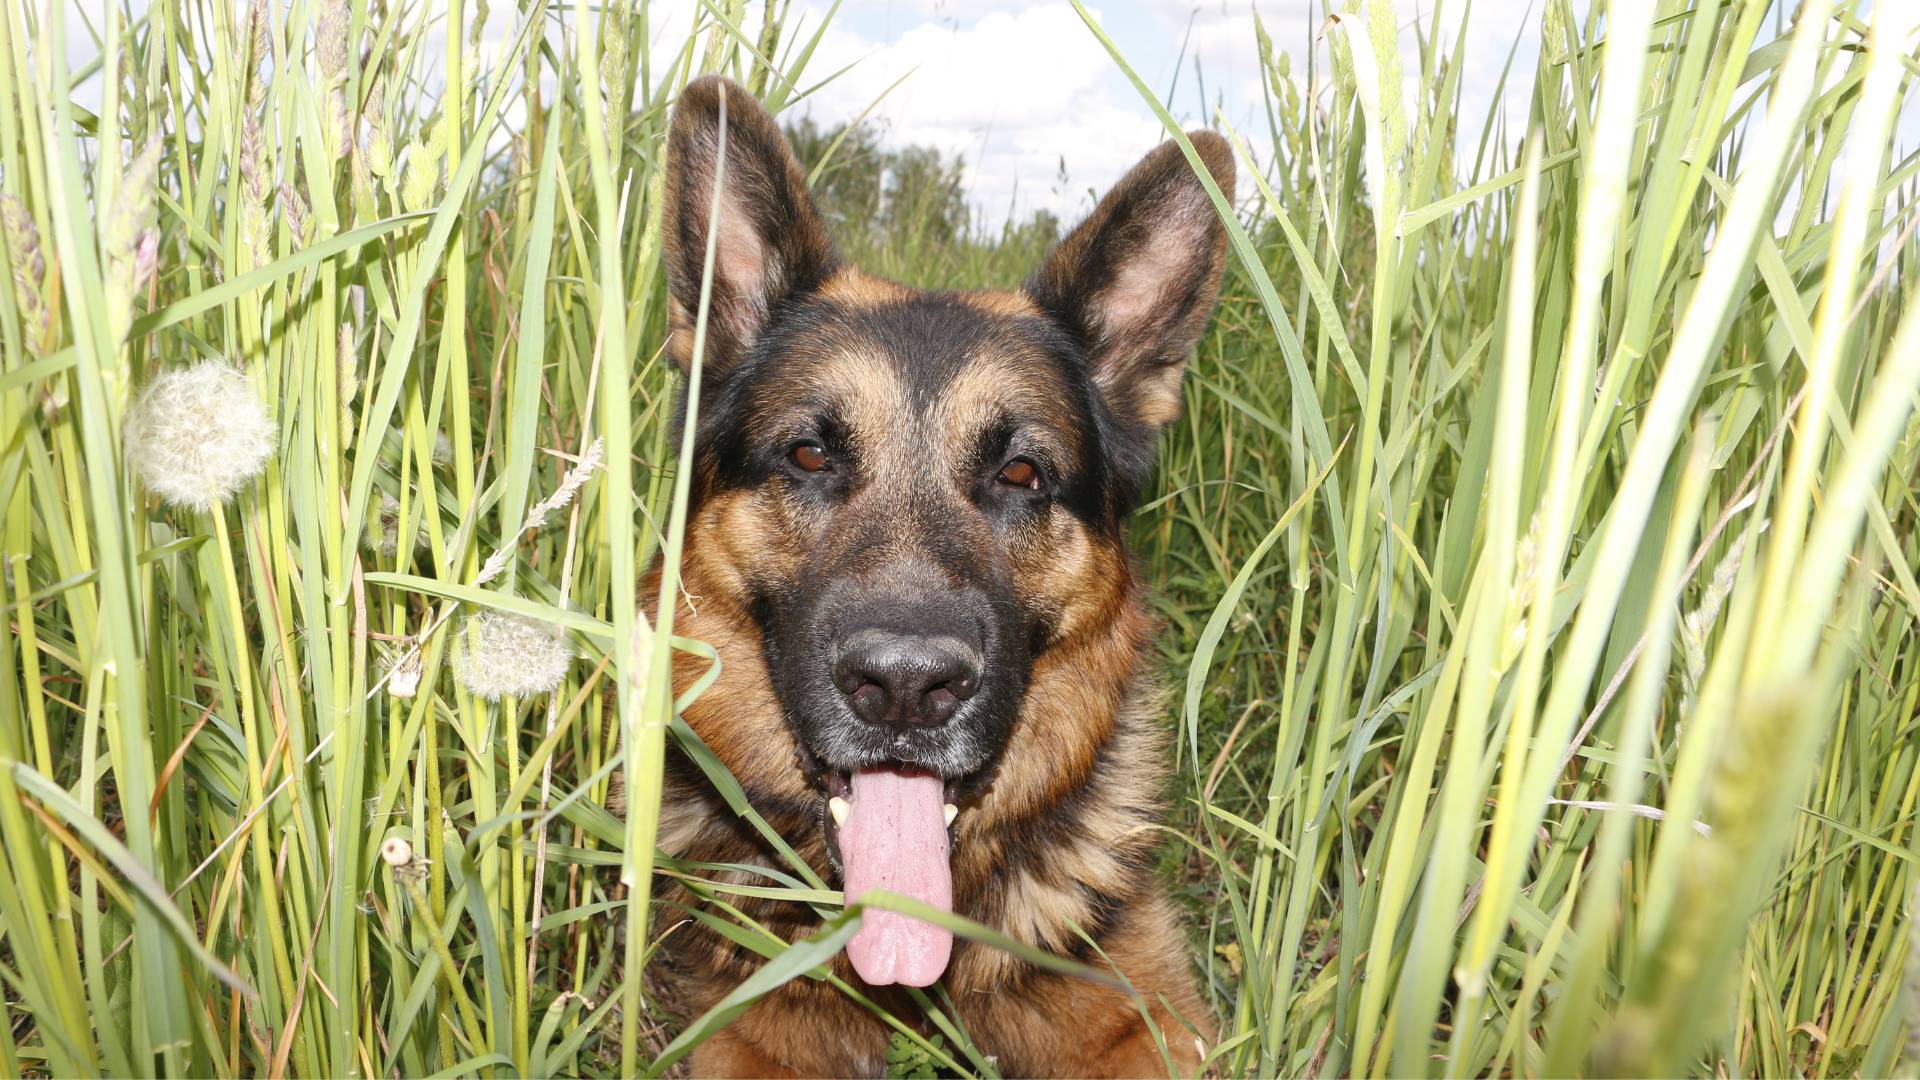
(649, 76, 1233, 1078)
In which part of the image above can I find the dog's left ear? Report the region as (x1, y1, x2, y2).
(1025, 132, 1233, 448)
(663, 75, 837, 374)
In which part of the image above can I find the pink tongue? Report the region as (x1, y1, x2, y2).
(840, 766, 953, 987)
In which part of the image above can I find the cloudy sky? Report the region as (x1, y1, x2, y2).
(737, 0, 1551, 221)
(731, 0, 1917, 224)
(61, 1, 1917, 225)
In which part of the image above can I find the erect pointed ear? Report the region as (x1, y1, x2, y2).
(663, 75, 837, 373)
(1024, 131, 1233, 439)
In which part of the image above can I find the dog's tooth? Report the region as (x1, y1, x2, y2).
(943, 803, 959, 827)
(829, 796, 850, 826)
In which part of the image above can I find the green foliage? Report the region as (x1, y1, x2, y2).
(0, 0, 1917, 1077)
(886, 1030, 950, 1079)
(783, 115, 1061, 289)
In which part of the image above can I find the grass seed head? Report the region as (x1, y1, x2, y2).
(1, 193, 51, 351)
(338, 323, 360, 403)
(316, 0, 349, 81)
(124, 361, 276, 510)
(107, 137, 162, 262)
(247, 0, 271, 108)
(452, 610, 573, 701)
(278, 183, 310, 247)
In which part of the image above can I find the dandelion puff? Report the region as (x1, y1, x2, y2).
(379, 836, 414, 868)
(451, 609, 572, 701)
(382, 646, 424, 699)
(432, 433, 453, 468)
(124, 361, 276, 510)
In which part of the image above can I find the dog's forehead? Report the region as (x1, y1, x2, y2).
(743, 274, 1088, 450)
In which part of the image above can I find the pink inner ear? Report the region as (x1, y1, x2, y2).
(1101, 238, 1192, 339)
(715, 189, 766, 302)
(1092, 198, 1209, 376)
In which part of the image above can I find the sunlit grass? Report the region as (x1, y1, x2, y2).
(1, 0, 1917, 1076)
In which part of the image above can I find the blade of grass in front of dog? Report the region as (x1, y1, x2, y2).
(647, 914, 864, 1076)
(854, 890, 1127, 986)
(613, 55, 730, 1071)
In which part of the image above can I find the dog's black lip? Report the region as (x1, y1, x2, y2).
(806, 760, 964, 804)
(792, 729, 972, 800)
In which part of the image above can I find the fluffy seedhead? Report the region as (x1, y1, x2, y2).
(451, 610, 573, 701)
(123, 361, 277, 510)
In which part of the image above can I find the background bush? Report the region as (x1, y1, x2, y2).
(1, 0, 1918, 1076)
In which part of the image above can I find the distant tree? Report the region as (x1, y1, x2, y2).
(782, 115, 970, 245)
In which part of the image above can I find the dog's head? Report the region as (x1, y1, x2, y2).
(661, 78, 1230, 963)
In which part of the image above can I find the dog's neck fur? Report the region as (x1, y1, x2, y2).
(654, 550, 1170, 992)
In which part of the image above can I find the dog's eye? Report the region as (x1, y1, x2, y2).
(791, 443, 830, 472)
(996, 458, 1041, 490)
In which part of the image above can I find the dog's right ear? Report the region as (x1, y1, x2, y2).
(663, 75, 837, 374)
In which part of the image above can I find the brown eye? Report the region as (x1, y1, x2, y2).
(791, 443, 830, 472)
(997, 459, 1040, 489)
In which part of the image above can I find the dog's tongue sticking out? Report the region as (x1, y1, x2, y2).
(840, 766, 953, 987)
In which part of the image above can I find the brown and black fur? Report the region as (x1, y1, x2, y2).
(645, 76, 1234, 1078)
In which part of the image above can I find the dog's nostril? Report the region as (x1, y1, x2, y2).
(848, 681, 889, 725)
(833, 630, 981, 730)
(922, 685, 960, 725)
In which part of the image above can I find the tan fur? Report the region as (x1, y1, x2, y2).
(818, 266, 918, 306)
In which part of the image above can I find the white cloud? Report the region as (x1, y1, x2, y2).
(794, 4, 1170, 221)
(789, 0, 1571, 224)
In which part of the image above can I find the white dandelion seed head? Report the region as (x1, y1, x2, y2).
(124, 361, 276, 510)
(432, 433, 453, 468)
(451, 609, 573, 701)
(382, 645, 424, 699)
(379, 836, 414, 867)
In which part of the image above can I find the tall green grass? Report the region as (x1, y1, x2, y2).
(1, 0, 1916, 1076)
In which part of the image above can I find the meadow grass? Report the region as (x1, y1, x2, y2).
(2, 0, 1919, 1076)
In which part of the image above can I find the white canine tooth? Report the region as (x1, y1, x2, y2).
(829, 796, 850, 826)
(943, 803, 959, 827)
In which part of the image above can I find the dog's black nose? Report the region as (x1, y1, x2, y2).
(833, 629, 981, 728)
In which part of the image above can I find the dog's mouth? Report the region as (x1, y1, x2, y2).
(799, 751, 969, 987)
